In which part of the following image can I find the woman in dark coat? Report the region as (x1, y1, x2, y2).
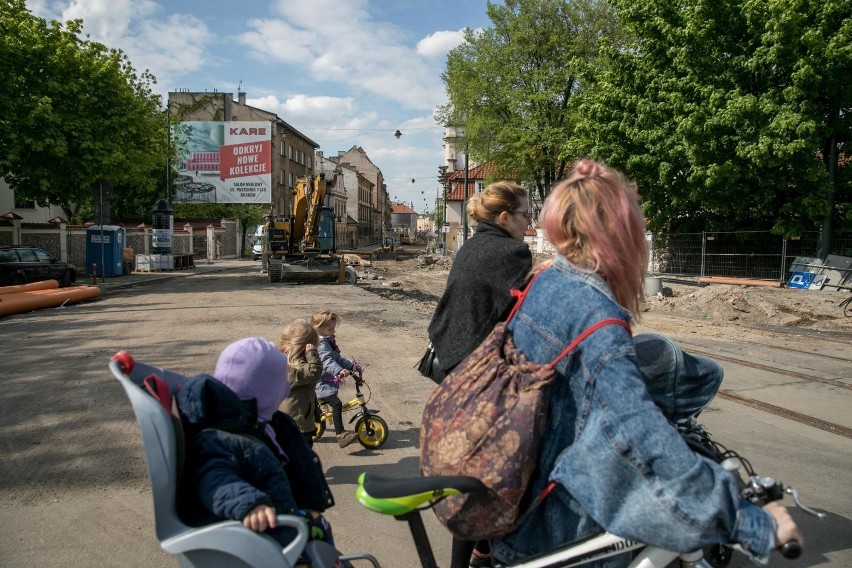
(426, 181, 533, 567)
(428, 181, 533, 383)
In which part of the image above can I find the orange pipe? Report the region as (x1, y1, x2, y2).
(0, 280, 59, 295)
(0, 286, 101, 317)
(698, 276, 782, 288)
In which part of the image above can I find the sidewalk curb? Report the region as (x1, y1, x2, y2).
(88, 260, 256, 293)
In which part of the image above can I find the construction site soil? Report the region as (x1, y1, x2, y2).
(352, 253, 852, 341)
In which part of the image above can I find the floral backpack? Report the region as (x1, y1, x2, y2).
(419, 272, 629, 541)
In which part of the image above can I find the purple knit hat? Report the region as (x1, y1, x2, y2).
(213, 337, 289, 422)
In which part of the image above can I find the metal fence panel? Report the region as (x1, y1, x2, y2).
(651, 231, 852, 281)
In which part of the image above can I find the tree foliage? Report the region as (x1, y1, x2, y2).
(437, 0, 624, 204)
(569, 0, 851, 234)
(0, 0, 168, 223)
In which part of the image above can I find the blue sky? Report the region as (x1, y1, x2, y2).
(28, 0, 494, 213)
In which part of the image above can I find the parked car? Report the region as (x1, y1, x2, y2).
(0, 246, 77, 287)
(252, 238, 263, 261)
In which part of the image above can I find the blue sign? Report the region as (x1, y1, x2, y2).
(787, 272, 815, 289)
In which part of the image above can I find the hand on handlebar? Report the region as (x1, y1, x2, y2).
(243, 504, 277, 532)
(764, 502, 804, 558)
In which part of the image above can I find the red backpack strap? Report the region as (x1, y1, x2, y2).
(506, 271, 544, 323)
(548, 318, 631, 368)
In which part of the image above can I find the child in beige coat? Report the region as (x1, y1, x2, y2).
(278, 319, 323, 446)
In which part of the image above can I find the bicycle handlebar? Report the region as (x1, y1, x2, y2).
(740, 474, 823, 560)
(778, 540, 802, 559)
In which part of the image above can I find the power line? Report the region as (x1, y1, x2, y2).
(305, 126, 443, 132)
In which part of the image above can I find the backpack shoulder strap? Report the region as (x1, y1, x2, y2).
(505, 270, 544, 323)
(504, 269, 632, 367)
(548, 318, 631, 368)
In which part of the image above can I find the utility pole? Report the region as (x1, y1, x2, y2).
(462, 152, 469, 244)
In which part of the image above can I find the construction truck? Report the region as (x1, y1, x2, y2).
(263, 174, 355, 284)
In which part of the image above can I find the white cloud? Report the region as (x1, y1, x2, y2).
(132, 15, 213, 80)
(416, 29, 466, 57)
(61, 0, 159, 45)
(33, 1, 214, 98)
(236, 2, 446, 111)
(237, 19, 315, 65)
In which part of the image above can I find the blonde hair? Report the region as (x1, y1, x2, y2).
(308, 309, 340, 334)
(278, 319, 319, 364)
(540, 159, 648, 316)
(466, 181, 527, 222)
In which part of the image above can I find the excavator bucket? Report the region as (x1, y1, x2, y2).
(268, 256, 344, 284)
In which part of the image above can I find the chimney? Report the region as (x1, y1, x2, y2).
(238, 91, 246, 105)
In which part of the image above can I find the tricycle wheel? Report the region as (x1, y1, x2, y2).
(355, 415, 388, 449)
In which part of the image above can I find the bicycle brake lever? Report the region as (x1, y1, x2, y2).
(785, 487, 826, 519)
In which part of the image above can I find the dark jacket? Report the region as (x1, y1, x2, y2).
(176, 374, 297, 531)
(428, 220, 533, 373)
(176, 375, 334, 534)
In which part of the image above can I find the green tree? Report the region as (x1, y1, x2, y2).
(569, 0, 851, 240)
(0, 0, 168, 223)
(437, 0, 624, 203)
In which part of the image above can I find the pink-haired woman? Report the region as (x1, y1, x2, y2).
(490, 160, 802, 566)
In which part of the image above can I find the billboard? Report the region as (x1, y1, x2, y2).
(172, 121, 272, 204)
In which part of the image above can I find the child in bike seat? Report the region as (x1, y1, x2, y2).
(278, 319, 323, 447)
(310, 310, 362, 449)
(176, 337, 335, 552)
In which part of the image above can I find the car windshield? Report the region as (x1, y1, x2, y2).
(34, 249, 53, 262)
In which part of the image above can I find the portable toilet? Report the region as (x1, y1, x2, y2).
(86, 225, 126, 277)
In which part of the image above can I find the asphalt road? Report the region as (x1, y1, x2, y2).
(0, 260, 848, 567)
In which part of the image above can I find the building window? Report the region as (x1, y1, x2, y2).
(288, 172, 294, 188)
(279, 141, 284, 156)
(279, 171, 285, 185)
(289, 145, 293, 160)
(307, 156, 312, 169)
(14, 195, 35, 209)
(477, 182, 485, 192)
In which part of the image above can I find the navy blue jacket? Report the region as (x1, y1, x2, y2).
(177, 374, 297, 528)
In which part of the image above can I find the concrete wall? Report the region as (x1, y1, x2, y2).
(0, 219, 237, 270)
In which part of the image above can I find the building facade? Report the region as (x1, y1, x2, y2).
(334, 146, 388, 243)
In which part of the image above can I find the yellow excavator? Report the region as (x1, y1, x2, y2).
(263, 174, 354, 283)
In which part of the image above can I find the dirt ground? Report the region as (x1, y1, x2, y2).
(351, 252, 852, 338)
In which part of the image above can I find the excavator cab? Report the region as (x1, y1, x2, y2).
(265, 175, 346, 284)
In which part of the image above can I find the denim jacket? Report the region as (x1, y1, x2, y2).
(491, 256, 775, 566)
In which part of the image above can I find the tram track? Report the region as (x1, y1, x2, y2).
(715, 390, 852, 439)
(684, 348, 852, 391)
(722, 339, 852, 364)
(678, 343, 852, 439)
